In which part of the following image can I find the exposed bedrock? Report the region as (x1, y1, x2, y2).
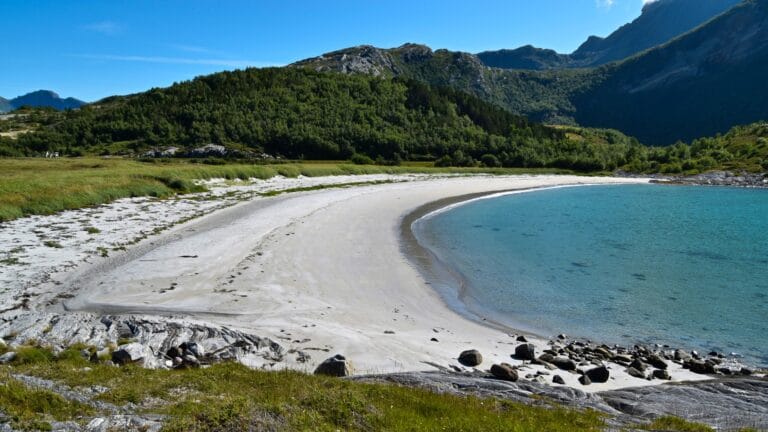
(0, 312, 284, 368)
(353, 371, 768, 430)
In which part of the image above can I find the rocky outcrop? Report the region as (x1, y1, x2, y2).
(0, 313, 284, 369)
(353, 371, 768, 430)
(651, 171, 768, 188)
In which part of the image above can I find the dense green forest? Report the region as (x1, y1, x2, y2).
(1, 67, 766, 174)
(0, 68, 640, 171)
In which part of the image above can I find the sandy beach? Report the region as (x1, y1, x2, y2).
(9, 173, 719, 392)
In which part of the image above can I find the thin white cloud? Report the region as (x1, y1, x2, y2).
(83, 21, 123, 35)
(73, 54, 277, 68)
(166, 44, 215, 54)
(596, 0, 615, 8)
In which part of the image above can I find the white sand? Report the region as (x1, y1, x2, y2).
(43, 173, 714, 392)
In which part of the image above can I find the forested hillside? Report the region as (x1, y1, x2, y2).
(295, 1, 768, 146)
(0, 68, 641, 171)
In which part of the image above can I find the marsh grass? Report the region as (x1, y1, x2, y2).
(5, 345, 606, 432)
(0, 157, 575, 222)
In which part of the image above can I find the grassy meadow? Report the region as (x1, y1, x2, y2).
(0, 157, 576, 222)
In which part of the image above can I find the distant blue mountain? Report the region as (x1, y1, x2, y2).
(0, 90, 86, 112)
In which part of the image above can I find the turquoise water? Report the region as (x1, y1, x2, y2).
(415, 184, 768, 366)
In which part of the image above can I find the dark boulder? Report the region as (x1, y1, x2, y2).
(685, 359, 716, 374)
(490, 363, 518, 381)
(552, 375, 565, 385)
(629, 358, 647, 372)
(314, 354, 354, 377)
(585, 365, 610, 383)
(514, 343, 536, 361)
(579, 374, 592, 385)
(551, 357, 577, 371)
(458, 349, 483, 367)
(647, 354, 668, 370)
(537, 353, 555, 364)
(627, 367, 646, 379)
(652, 369, 671, 380)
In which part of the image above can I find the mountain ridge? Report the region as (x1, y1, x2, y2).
(0, 90, 86, 113)
(476, 0, 741, 70)
(293, 0, 768, 145)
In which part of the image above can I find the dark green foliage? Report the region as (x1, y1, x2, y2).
(6, 68, 643, 172)
(296, 1, 768, 146)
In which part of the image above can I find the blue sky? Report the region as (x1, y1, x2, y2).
(0, 0, 652, 101)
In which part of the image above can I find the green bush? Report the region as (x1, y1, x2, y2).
(350, 153, 374, 165)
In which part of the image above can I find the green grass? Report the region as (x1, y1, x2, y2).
(0, 373, 94, 430)
(0, 157, 576, 222)
(4, 345, 606, 431)
(637, 416, 714, 432)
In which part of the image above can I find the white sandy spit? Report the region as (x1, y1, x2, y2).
(1, 174, 712, 392)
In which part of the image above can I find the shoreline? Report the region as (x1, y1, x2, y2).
(2, 174, 759, 394)
(403, 184, 768, 371)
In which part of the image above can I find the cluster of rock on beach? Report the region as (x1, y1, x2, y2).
(455, 335, 758, 386)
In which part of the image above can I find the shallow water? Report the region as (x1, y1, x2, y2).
(415, 184, 768, 366)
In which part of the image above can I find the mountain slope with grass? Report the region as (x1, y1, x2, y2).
(294, 0, 768, 145)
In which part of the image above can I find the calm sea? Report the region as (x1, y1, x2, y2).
(414, 184, 768, 366)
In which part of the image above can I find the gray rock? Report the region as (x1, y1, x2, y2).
(647, 354, 668, 370)
(111, 343, 149, 366)
(626, 367, 646, 379)
(685, 359, 716, 374)
(182, 342, 204, 358)
(490, 363, 518, 382)
(181, 355, 200, 368)
(578, 374, 592, 385)
(86, 415, 163, 432)
(458, 349, 483, 367)
(538, 353, 555, 364)
(514, 343, 536, 361)
(0, 352, 16, 364)
(629, 358, 647, 372)
(314, 354, 353, 377)
(652, 369, 671, 380)
(585, 366, 610, 383)
(552, 375, 566, 385)
(551, 357, 577, 371)
(674, 349, 691, 361)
